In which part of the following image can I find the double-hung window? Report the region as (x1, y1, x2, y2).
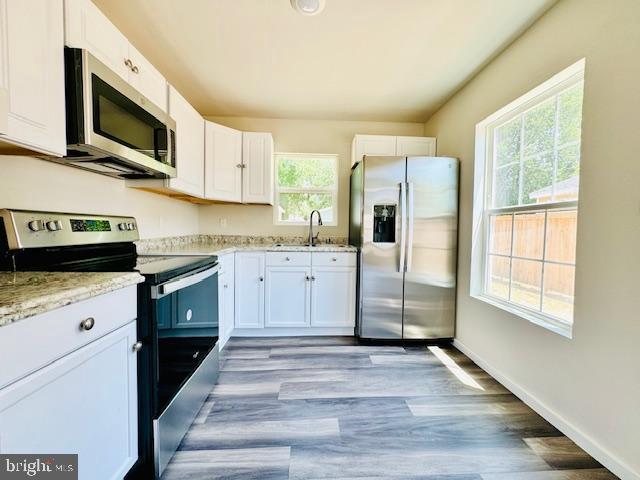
(471, 59, 585, 337)
(274, 153, 338, 225)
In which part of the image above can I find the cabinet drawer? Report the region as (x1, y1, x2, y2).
(313, 252, 357, 267)
(266, 252, 311, 267)
(0, 286, 137, 389)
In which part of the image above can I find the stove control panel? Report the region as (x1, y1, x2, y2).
(0, 209, 139, 250)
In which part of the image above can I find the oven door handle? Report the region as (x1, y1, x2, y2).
(152, 264, 219, 299)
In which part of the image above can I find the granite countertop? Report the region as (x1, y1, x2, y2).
(0, 271, 144, 327)
(138, 241, 358, 257)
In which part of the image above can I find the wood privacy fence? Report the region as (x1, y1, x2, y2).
(490, 210, 577, 297)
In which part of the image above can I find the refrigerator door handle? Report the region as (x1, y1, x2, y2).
(406, 181, 415, 272)
(398, 181, 407, 273)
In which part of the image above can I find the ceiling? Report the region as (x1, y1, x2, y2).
(93, 0, 557, 122)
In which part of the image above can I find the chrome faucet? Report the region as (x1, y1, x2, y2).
(308, 210, 323, 246)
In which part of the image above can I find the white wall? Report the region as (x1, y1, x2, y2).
(424, 0, 640, 478)
(199, 117, 425, 237)
(0, 156, 199, 239)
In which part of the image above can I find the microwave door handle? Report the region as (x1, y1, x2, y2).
(398, 182, 407, 273)
(152, 264, 220, 299)
(406, 182, 414, 273)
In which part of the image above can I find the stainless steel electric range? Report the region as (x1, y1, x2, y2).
(0, 209, 219, 479)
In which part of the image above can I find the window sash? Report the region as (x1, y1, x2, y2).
(470, 59, 585, 338)
(273, 153, 339, 226)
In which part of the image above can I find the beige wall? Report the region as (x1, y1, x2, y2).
(424, 0, 640, 478)
(0, 155, 199, 239)
(199, 117, 424, 237)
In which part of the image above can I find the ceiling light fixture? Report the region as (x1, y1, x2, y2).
(290, 0, 325, 16)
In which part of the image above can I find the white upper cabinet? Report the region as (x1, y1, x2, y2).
(64, 0, 167, 111)
(351, 134, 396, 167)
(351, 134, 437, 166)
(242, 132, 274, 205)
(396, 136, 437, 157)
(128, 44, 168, 111)
(168, 85, 204, 197)
(0, 0, 66, 156)
(204, 121, 242, 202)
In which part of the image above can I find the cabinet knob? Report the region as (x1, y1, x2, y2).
(236, 163, 246, 169)
(332, 257, 337, 262)
(311, 276, 316, 281)
(132, 341, 143, 352)
(259, 276, 264, 282)
(124, 58, 133, 69)
(305, 275, 310, 281)
(224, 284, 229, 289)
(79, 317, 95, 331)
(285, 256, 290, 261)
(186, 308, 193, 321)
(131, 65, 139, 74)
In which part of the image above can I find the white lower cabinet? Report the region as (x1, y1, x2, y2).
(233, 251, 356, 334)
(265, 266, 311, 327)
(0, 320, 138, 480)
(311, 266, 357, 327)
(234, 252, 265, 328)
(218, 253, 235, 349)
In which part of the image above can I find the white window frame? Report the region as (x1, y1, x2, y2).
(273, 152, 339, 226)
(470, 58, 585, 338)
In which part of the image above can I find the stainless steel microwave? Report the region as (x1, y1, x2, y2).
(62, 48, 177, 179)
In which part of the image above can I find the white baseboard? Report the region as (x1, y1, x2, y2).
(230, 327, 354, 337)
(453, 339, 639, 480)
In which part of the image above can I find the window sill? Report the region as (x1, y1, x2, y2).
(470, 293, 573, 339)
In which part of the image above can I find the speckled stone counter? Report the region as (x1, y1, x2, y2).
(0, 271, 144, 327)
(138, 241, 357, 257)
(136, 234, 357, 257)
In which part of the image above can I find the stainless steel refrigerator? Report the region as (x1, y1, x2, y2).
(349, 156, 459, 340)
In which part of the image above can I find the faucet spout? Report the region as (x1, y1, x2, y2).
(309, 210, 323, 246)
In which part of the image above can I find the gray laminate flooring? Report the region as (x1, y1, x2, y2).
(161, 337, 618, 480)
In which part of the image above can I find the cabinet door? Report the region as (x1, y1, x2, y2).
(204, 121, 242, 202)
(0, 0, 66, 156)
(218, 254, 235, 348)
(64, 0, 130, 81)
(396, 136, 437, 157)
(234, 252, 265, 328)
(311, 267, 356, 327)
(168, 85, 205, 197)
(242, 132, 274, 205)
(0, 321, 138, 480)
(128, 44, 168, 111)
(351, 134, 396, 167)
(265, 267, 310, 327)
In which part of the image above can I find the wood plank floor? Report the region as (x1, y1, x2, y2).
(161, 337, 618, 480)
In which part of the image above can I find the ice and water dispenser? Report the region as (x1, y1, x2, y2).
(373, 204, 396, 243)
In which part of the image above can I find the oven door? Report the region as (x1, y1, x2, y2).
(151, 264, 220, 477)
(64, 48, 177, 178)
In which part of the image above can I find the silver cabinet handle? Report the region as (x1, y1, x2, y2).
(131, 65, 139, 74)
(259, 276, 264, 282)
(124, 58, 133, 69)
(305, 275, 310, 281)
(132, 341, 143, 352)
(79, 317, 95, 331)
(285, 256, 290, 261)
(332, 257, 337, 262)
(236, 163, 246, 169)
(311, 276, 316, 281)
(224, 284, 229, 289)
